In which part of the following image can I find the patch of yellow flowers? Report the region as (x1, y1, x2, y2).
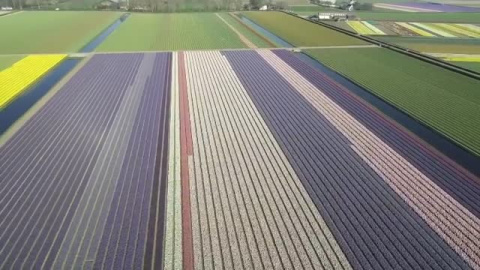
(0, 54, 67, 109)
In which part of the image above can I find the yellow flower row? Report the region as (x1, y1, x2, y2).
(0, 54, 67, 109)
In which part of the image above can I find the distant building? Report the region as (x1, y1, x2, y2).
(316, 12, 350, 21)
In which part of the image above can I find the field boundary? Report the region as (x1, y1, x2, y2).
(215, 13, 256, 49)
(229, 12, 278, 47)
(0, 45, 377, 58)
(281, 11, 480, 80)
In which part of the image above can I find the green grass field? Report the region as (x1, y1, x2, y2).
(96, 13, 247, 51)
(0, 55, 24, 70)
(376, 36, 480, 53)
(243, 11, 367, 46)
(217, 13, 272, 48)
(452, 61, 480, 72)
(354, 11, 480, 23)
(401, 43, 480, 53)
(306, 47, 480, 155)
(0, 11, 121, 54)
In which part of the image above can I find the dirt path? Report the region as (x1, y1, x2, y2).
(215, 13, 257, 49)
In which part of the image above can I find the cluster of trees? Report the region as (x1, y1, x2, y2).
(0, 0, 27, 9)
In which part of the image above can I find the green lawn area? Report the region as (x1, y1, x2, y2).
(0, 55, 24, 70)
(0, 11, 121, 54)
(242, 11, 367, 46)
(96, 13, 247, 51)
(354, 11, 480, 23)
(217, 13, 273, 48)
(306, 47, 480, 155)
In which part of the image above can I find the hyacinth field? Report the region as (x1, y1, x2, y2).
(0, 49, 479, 269)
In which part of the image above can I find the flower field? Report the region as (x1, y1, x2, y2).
(0, 54, 66, 109)
(347, 21, 386, 35)
(346, 20, 480, 38)
(306, 47, 480, 155)
(0, 11, 122, 54)
(1, 50, 480, 269)
(354, 11, 480, 23)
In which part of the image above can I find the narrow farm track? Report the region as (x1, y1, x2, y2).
(164, 52, 183, 270)
(216, 13, 257, 49)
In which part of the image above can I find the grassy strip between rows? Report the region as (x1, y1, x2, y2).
(96, 13, 246, 51)
(242, 11, 367, 46)
(0, 55, 24, 70)
(217, 13, 272, 48)
(0, 11, 122, 54)
(306, 47, 480, 155)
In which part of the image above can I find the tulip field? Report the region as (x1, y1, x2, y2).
(346, 21, 480, 38)
(0, 54, 66, 109)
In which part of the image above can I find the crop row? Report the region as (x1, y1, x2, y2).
(396, 22, 480, 38)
